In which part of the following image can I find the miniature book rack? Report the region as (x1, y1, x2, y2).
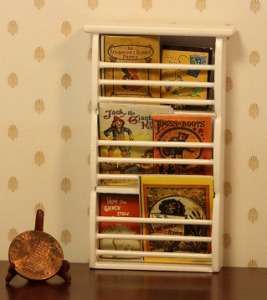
(84, 22, 235, 273)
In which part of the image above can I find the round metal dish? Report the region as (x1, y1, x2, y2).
(8, 230, 64, 280)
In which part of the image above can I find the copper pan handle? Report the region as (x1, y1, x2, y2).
(35, 209, 44, 232)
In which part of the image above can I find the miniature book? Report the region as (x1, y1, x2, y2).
(99, 102, 173, 185)
(161, 47, 212, 101)
(101, 35, 160, 97)
(98, 193, 141, 260)
(152, 114, 213, 175)
(140, 175, 213, 264)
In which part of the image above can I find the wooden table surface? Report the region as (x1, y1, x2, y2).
(0, 261, 266, 300)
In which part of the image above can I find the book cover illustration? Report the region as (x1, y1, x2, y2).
(98, 194, 141, 259)
(99, 103, 173, 185)
(152, 114, 213, 175)
(161, 47, 211, 100)
(101, 35, 160, 97)
(141, 175, 213, 264)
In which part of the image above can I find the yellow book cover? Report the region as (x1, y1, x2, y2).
(102, 35, 160, 97)
(140, 175, 213, 265)
(161, 47, 211, 100)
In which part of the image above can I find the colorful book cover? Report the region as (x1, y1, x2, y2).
(152, 114, 213, 175)
(101, 35, 160, 97)
(99, 103, 173, 185)
(140, 175, 213, 264)
(161, 47, 212, 101)
(99, 194, 141, 260)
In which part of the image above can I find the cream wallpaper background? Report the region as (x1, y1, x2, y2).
(0, 0, 266, 267)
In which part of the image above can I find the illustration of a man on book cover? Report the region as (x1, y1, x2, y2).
(104, 115, 134, 157)
(98, 103, 173, 184)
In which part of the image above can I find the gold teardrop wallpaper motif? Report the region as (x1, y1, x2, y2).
(196, 0, 206, 12)
(248, 155, 259, 171)
(225, 129, 232, 145)
(34, 0, 45, 10)
(61, 177, 72, 193)
(61, 21, 72, 38)
(8, 73, 18, 88)
(34, 98, 45, 114)
(142, 0, 152, 11)
(224, 181, 232, 198)
(250, 0, 261, 13)
(8, 177, 19, 192)
(61, 73, 72, 90)
(61, 126, 72, 142)
(7, 20, 18, 36)
(88, 0, 98, 10)
(34, 47, 45, 62)
(249, 103, 259, 119)
(226, 76, 233, 92)
(249, 50, 260, 66)
(34, 151, 45, 166)
(223, 233, 231, 249)
(248, 208, 259, 223)
(8, 125, 18, 141)
(61, 229, 72, 245)
(1, 1, 266, 267)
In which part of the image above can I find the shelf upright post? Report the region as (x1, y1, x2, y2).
(212, 37, 226, 272)
(89, 33, 100, 268)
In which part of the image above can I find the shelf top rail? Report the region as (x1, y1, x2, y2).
(84, 22, 235, 37)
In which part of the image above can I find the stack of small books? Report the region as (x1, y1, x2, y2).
(97, 35, 214, 265)
(99, 176, 213, 265)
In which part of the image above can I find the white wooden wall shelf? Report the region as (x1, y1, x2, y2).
(84, 22, 235, 273)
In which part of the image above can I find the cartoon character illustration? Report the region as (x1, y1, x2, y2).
(161, 131, 200, 159)
(104, 116, 134, 157)
(165, 54, 206, 96)
(121, 68, 140, 92)
(188, 55, 206, 78)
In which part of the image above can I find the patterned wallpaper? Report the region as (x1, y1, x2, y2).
(1, 0, 266, 267)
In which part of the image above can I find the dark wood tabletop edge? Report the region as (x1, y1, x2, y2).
(1, 261, 267, 300)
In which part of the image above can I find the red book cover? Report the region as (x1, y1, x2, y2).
(99, 194, 141, 256)
(152, 115, 213, 175)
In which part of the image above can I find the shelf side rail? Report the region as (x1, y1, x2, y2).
(89, 33, 100, 269)
(212, 37, 226, 272)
